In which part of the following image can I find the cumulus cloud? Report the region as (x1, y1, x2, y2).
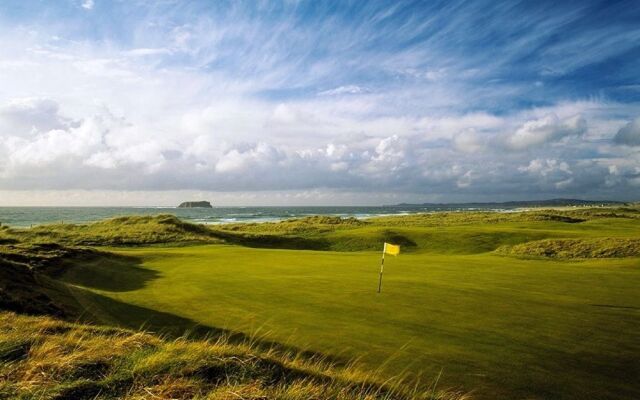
(0, 98, 70, 136)
(506, 114, 587, 150)
(518, 158, 572, 177)
(518, 159, 577, 190)
(613, 118, 640, 146)
(453, 129, 486, 153)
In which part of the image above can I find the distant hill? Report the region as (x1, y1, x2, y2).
(393, 198, 627, 208)
(178, 200, 213, 208)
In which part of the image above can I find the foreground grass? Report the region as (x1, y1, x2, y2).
(0, 312, 468, 400)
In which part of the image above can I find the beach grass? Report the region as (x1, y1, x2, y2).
(0, 311, 469, 400)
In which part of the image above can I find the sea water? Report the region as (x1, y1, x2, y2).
(0, 205, 513, 227)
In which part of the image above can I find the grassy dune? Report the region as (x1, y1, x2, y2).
(0, 312, 467, 400)
(1, 207, 639, 399)
(1, 215, 221, 246)
(497, 237, 640, 258)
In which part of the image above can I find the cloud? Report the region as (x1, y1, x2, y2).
(453, 129, 485, 153)
(0, 98, 70, 136)
(613, 117, 640, 146)
(124, 48, 172, 57)
(0, 2, 639, 203)
(81, 0, 94, 10)
(506, 114, 587, 150)
(519, 158, 571, 176)
(318, 85, 368, 96)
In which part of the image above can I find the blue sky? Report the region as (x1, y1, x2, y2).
(0, 0, 639, 205)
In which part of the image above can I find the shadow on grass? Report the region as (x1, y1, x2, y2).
(211, 230, 332, 250)
(55, 250, 160, 292)
(45, 248, 346, 364)
(69, 284, 347, 366)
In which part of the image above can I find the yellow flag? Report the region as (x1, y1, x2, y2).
(384, 242, 400, 256)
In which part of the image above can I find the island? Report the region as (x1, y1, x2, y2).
(178, 201, 213, 208)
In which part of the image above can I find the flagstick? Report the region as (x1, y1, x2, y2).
(378, 243, 386, 293)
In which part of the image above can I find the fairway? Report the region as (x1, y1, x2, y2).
(61, 242, 640, 399)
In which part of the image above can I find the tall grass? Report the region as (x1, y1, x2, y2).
(0, 312, 470, 400)
(1, 215, 221, 246)
(496, 237, 640, 258)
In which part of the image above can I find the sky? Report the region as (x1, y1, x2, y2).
(0, 0, 639, 206)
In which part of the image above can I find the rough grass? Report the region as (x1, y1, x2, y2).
(497, 237, 640, 258)
(2, 215, 221, 246)
(210, 207, 640, 254)
(0, 312, 468, 400)
(1, 207, 639, 253)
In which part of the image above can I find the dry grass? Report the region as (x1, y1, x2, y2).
(0, 312, 470, 400)
(496, 237, 640, 258)
(2, 215, 221, 247)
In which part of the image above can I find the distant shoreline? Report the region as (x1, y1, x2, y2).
(0, 201, 634, 228)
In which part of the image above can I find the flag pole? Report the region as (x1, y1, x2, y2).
(378, 243, 386, 293)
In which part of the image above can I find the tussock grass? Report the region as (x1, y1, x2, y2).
(497, 237, 640, 258)
(210, 206, 640, 252)
(0, 312, 469, 400)
(1, 207, 638, 252)
(3, 215, 221, 246)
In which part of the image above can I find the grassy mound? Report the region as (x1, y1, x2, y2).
(2, 207, 638, 253)
(0, 312, 468, 400)
(4, 215, 221, 246)
(497, 237, 640, 258)
(371, 207, 640, 226)
(0, 243, 93, 318)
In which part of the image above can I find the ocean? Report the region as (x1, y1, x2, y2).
(0, 205, 513, 227)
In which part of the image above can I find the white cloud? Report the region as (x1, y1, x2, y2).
(519, 158, 572, 177)
(318, 85, 368, 96)
(124, 48, 172, 57)
(614, 117, 640, 146)
(81, 0, 94, 10)
(215, 143, 284, 173)
(506, 113, 587, 150)
(0, 98, 70, 136)
(453, 129, 485, 153)
(456, 170, 473, 188)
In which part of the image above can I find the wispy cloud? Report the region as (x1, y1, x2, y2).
(81, 0, 94, 11)
(0, 0, 639, 204)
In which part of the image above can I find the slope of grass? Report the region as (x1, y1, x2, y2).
(2, 206, 639, 252)
(2, 215, 221, 246)
(0, 312, 468, 400)
(209, 206, 640, 253)
(59, 244, 640, 400)
(497, 237, 640, 258)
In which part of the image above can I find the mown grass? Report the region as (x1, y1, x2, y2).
(63, 244, 639, 400)
(0, 312, 468, 400)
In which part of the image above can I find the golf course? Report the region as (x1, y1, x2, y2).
(2, 208, 636, 399)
